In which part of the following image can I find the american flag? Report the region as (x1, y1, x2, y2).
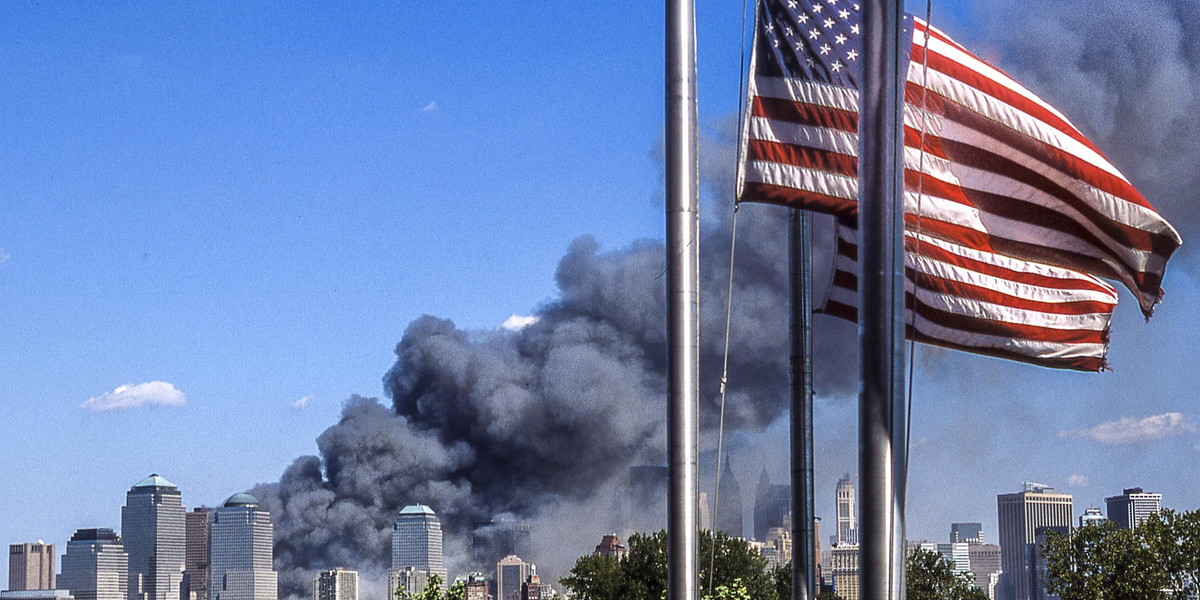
(737, 0, 1181, 370)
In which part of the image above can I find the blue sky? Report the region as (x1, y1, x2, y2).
(2, 0, 1198, 584)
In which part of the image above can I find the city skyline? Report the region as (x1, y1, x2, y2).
(4, 0, 1200, 596)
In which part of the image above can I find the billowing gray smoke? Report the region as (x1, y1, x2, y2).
(254, 2, 1197, 598)
(254, 200, 856, 600)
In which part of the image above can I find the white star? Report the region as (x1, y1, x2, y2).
(839, 9, 850, 18)
(806, 57, 815, 67)
(773, 38, 780, 47)
(850, 24, 860, 34)
(828, 0, 838, 5)
(835, 33, 847, 44)
(847, 49, 858, 60)
(798, 13, 810, 23)
(854, 3, 860, 9)
(819, 43, 831, 55)
(795, 41, 804, 51)
(788, 0, 798, 7)
(824, 18, 835, 28)
(832, 60, 844, 72)
(766, 23, 774, 33)
(813, 4, 823, 13)
(808, 29, 819, 39)
(785, 26, 794, 37)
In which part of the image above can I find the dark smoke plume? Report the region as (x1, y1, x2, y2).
(254, 2, 1196, 598)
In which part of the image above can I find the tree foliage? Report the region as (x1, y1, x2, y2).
(397, 574, 462, 600)
(1043, 508, 1200, 600)
(560, 530, 776, 600)
(905, 548, 986, 600)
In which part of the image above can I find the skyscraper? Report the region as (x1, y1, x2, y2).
(950, 522, 983, 544)
(835, 474, 857, 545)
(58, 529, 128, 600)
(121, 475, 185, 600)
(208, 493, 276, 600)
(470, 518, 530, 573)
(312, 569, 356, 600)
(1078, 507, 1106, 528)
(10, 543, 55, 590)
(392, 506, 446, 584)
(495, 556, 529, 600)
(715, 455, 743, 538)
(829, 544, 859, 600)
(184, 508, 214, 600)
(996, 483, 1072, 600)
(1104, 487, 1162, 530)
(753, 467, 790, 542)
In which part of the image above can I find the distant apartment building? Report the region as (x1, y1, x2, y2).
(593, 535, 627, 559)
(829, 544, 859, 600)
(1078, 507, 1106, 528)
(9, 543, 55, 590)
(313, 568, 357, 600)
(997, 483, 1072, 600)
(58, 529, 128, 600)
(1104, 487, 1161, 530)
(967, 543, 1003, 599)
(387, 567, 429, 600)
(462, 574, 487, 600)
(936, 543, 971, 575)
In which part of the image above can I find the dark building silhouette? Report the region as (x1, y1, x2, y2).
(471, 519, 531, 573)
(753, 467, 790, 541)
(715, 455, 743, 538)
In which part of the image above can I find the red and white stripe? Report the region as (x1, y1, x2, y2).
(738, 16, 1181, 316)
(823, 222, 1118, 371)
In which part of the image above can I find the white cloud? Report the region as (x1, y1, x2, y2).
(1058, 412, 1195, 445)
(421, 101, 437, 112)
(501, 314, 540, 331)
(292, 394, 315, 410)
(1067, 474, 1090, 487)
(81, 381, 187, 412)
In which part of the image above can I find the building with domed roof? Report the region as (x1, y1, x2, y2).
(390, 505, 446, 590)
(208, 494, 276, 600)
(121, 475, 185, 600)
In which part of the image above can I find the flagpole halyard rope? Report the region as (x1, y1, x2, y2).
(707, 0, 754, 595)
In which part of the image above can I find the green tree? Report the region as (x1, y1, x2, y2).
(560, 530, 777, 600)
(905, 548, 986, 600)
(1043, 508, 1200, 600)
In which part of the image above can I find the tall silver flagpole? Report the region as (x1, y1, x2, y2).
(789, 208, 816, 600)
(858, 0, 908, 599)
(665, 1, 700, 600)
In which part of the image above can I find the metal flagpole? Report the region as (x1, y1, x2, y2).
(789, 208, 816, 600)
(665, 1, 699, 600)
(858, 0, 908, 599)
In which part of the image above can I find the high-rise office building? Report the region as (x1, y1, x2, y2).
(184, 508, 214, 600)
(470, 518, 530, 573)
(1028, 526, 1068, 600)
(835, 474, 857, 545)
(753, 468, 790, 541)
(968, 544, 1002, 599)
(10, 543, 56, 590)
(121, 475, 185, 600)
(58, 529, 128, 600)
(997, 483, 1072, 600)
(312, 569, 356, 600)
(950, 523, 983, 544)
(208, 493, 276, 600)
(1104, 487, 1161, 530)
(462, 574, 487, 600)
(495, 556, 530, 600)
(392, 505, 446, 584)
(715, 456, 743, 538)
